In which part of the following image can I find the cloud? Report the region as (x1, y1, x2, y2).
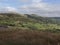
(17, 0, 29, 3)
(32, 0, 42, 3)
(19, 0, 60, 17)
(0, 0, 60, 17)
(0, 6, 18, 13)
(5, 7, 17, 12)
(21, 0, 28, 2)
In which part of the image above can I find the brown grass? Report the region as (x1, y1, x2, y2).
(0, 29, 60, 45)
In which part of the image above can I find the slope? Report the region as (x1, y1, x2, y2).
(0, 13, 60, 30)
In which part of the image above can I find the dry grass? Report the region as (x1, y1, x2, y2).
(0, 29, 60, 45)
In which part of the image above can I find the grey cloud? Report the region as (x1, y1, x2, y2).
(19, 5, 60, 17)
(18, 0, 60, 17)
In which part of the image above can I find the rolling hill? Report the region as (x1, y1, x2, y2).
(0, 13, 60, 45)
(0, 13, 60, 30)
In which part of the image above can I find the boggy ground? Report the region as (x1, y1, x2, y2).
(0, 29, 60, 45)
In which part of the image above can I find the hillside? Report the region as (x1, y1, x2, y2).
(0, 13, 60, 45)
(25, 14, 60, 24)
(0, 13, 60, 30)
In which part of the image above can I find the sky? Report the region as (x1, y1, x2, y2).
(0, 0, 60, 17)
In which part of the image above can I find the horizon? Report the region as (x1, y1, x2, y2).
(0, 0, 60, 17)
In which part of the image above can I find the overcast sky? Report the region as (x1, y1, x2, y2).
(0, 0, 60, 17)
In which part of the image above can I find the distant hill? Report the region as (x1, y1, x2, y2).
(24, 14, 60, 24)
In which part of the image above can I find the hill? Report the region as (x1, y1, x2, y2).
(0, 13, 60, 30)
(25, 14, 60, 24)
(0, 13, 60, 45)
